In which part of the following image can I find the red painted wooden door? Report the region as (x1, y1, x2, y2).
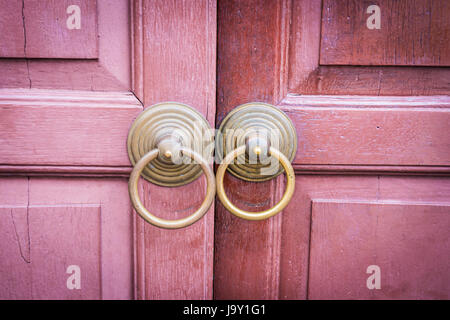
(0, 0, 216, 299)
(214, 0, 450, 299)
(2, 0, 449, 301)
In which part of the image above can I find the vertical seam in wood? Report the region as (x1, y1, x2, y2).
(26, 177, 30, 264)
(139, 0, 144, 104)
(203, 0, 210, 300)
(204, 0, 216, 299)
(267, 177, 283, 299)
(99, 204, 103, 300)
(131, 0, 144, 103)
(274, 0, 292, 105)
(131, 0, 145, 300)
(132, 208, 137, 299)
(317, 0, 324, 70)
(28, 177, 33, 299)
(305, 198, 313, 300)
(276, 177, 284, 299)
(21, 0, 32, 88)
(205, 0, 210, 125)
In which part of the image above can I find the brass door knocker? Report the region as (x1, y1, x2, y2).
(127, 102, 215, 229)
(215, 102, 297, 220)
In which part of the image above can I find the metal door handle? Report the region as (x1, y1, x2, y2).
(215, 102, 297, 220)
(127, 103, 215, 229)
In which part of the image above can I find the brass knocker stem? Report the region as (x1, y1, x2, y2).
(216, 145, 295, 220)
(129, 146, 215, 229)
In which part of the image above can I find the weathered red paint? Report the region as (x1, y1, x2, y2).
(0, 0, 449, 301)
(214, 0, 450, 300)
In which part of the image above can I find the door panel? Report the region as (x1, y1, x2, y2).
(0, 177, 133, 299)
(289, 0, 450, 95)
(320, 0, 450, 66)
(282, 96, 450, 167)
(214, 0, 450, 300)
(0, 0, 130, 90)
(0, 90, 142, 167)
(21, 205, 102, 300)
(309, 201, 450, 299)
(280, 176, 450, 299)
(0, 0, 217, 300)
(0, 0, 99, 59)
(0, 0, 135, 299)
(132, 0, 216, 299)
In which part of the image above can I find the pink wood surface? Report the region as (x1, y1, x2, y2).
(320, 0, 450, 66)
(0, 0, 25, 57)
(0, 0, 130, 90)
(132, 0, 217, 300)
(0, 206, 32, 299)
(1, 0, 217, 300)
(29, 178, 134, 299)
(280, 95, 450, 167)
(0, 0, 136, 300)
(214, 0, 450, 300)
(0, 178, 134, 299)
(1, 0, 448, 301)
(214, 174, 284, 299)
(288, 0, 450, 95)
(29, 205, 101, 299)
(0, 0, 98, 58)
(0, 89, 142, 167)
(214, 0, 287, 299)
(23, 0, 98, 59)
(279, 176, 450, 299)
(309, 201, 450, 299)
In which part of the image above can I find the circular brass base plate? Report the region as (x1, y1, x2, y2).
(216, 102, 297, 182)
(127, 102, 213, 187)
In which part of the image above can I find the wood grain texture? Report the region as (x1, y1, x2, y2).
(0, 178, 134, 299)
(280, 176, 378, 299)
(0, 177, 135, 299)
(297, 66, 450, 96)
(0, 0, 130, 90)
(0, 89, 142, 166)
(214, 173, 283, 299)
(0, 0, 25, 57)
(280, 95, 450, 167)
(291, 164, 450, 176)
(23, 0, 98, 59)
(215, 0, 450, 301)
(28, 178, 134, 299)
(30, 205, 102, 299)
(0, 177, 28, 205)
(0, 203, 102, 300)
(132, 0, 217, 300)
(0, 205, 32, 299)
(0, 0, 98, 58)
(216, 0, 280, 121)
(279, 176, 450, 299)
(214, 0, 286, 300)
(309, 201, 450, 299)
(0, 1, 135, 300)
(320, 0, 450, 66)
(0, 165, 132, 177)
(288, 0, 450, 95)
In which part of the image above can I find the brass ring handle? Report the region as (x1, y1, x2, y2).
(216, 145, 295, 220)
(129, 146, 215, 229)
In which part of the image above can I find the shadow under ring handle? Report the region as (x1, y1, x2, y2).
(216, 145, 295, 220)
(128, 147, 216, 229)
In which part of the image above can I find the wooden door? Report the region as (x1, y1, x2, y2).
(0, 0, 216, 299)
(214, 0, 450, 299)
